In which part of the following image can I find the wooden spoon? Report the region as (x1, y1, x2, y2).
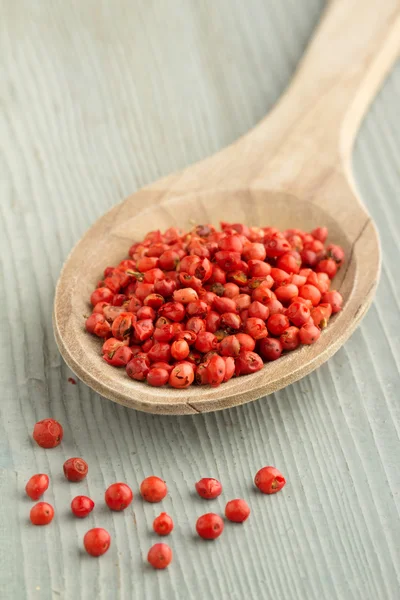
(54, 0, 400, 414)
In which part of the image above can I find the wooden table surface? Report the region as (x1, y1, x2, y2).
(1, 1, 400, 598)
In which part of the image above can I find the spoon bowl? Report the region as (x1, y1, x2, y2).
(54, 0, 400, 414)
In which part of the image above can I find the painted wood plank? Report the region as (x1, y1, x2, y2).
(0, 0, 399, 598)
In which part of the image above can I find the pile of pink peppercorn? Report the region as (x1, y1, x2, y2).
(85, 222, 345, 388)
(28, 418, 286, 567)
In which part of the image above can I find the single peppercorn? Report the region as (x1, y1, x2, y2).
(63, 457, 88, 482)
(140, 476, 167, 503)
(32, 419, 63, 448)
(25, 474, 49, 500)
(84, 528, 111, 557)
(195, 478, 222, 499)
(30, 502, 54, 526)
(153, 512, 174, 536)
(225, 499, 251, 523)
(71, 495, 95, 518)
(147, 543, 173, 569)
(254, 466, 286, 494)
(196, 513, 224, 540)
(105, 483, 133, 511)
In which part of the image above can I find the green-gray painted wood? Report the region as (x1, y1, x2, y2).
(1, 1, 399, 598)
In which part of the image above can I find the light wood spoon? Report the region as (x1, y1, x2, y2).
(54, 0, 400, 414)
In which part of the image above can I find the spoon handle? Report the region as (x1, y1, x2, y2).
(247, 0, 400, 177)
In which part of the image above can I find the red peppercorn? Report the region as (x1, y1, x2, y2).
(286, 300, 311, 327)
(218, 235, 243, 253)
(92, 301, 110, 315)
(244, 318, 268, 340)
(195, 478, 222, 499)
(248, 260, 271, 278)
(140, 476, 167, 503)
(147, 367, 170, 387)
(275, 284, 299, 305)
(71, 495, 95, 518)
(280, 326, 300, 351)
(30, 502, 54, 525)
(103, 345, 133, 367)
(63, 457, 88, 482)
(215, 251, 242, 271)
(219, 335, 240, 357)
(311, 226, 328, 243)
(267, 313, 290, 336)
(225, 499, 250, 523)
(235, 294, 252, 311)
(84, 528, 111, 557)
(196, 363, 209, 385)
(195, 331, 218, 353)
(316, 272, 331, 294)
(223, 282, 240, 298)
(259, 337, 283, 361)
(326, 243, 345, 266)
(169, 363, 194, 388)
(236, 333, 256, 352)
(206, 354, 226, 387)
(254, 466, 286, 494)
(299, 284, 322, 306)
(126, 356, 151, 381)
(301, 248, 318, 267)
(316, 258, 337, 279)
(196, 513, 224, 539)
(222, 356, 235, 381)
(248, 301, 269, 321)
(171, 339, 190, 360)
(90, 287, 114, 306)
(310, 303, 332, 329)
(159, 249, 180, 270)
(321, 290, 343, 313)
(265, 236, 291, 258)
(276, 252, 301, 275)
(147, 543, 173, 569)
(173, 288, 198, 304)
(235, 350, 263, 376)
(299, 322, 321, 345)
(133, 318, 155, 342)
(153, 512, 174, 536)
(105, 483, 133, 511)
(32, 418, 63, 448)
(25, 474, 49, 500)
(85, 313, 112, 338)
(158, 301, 185, 322)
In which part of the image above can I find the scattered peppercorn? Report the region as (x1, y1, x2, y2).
(84, 528, 111, 556)
(32, 419, 64, 448)
(147, 543, 173, 569)
(196, 513, 224, 540)
(195, 478, 222, 499)
(105, 483, 133, 511)
(140, 476, 167, 503)
(25, 474, 49, 500)
(63, 458, 89, 482)
(71, 496, 95, 518)
(153, 512, 174, 536)
(225, 499, 251, 523)
(254, 466, 286, 494)
(30, 502, 54, 526)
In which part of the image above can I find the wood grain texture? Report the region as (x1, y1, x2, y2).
(1, 0, 400, 598)
(53, 0, 400, 414)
